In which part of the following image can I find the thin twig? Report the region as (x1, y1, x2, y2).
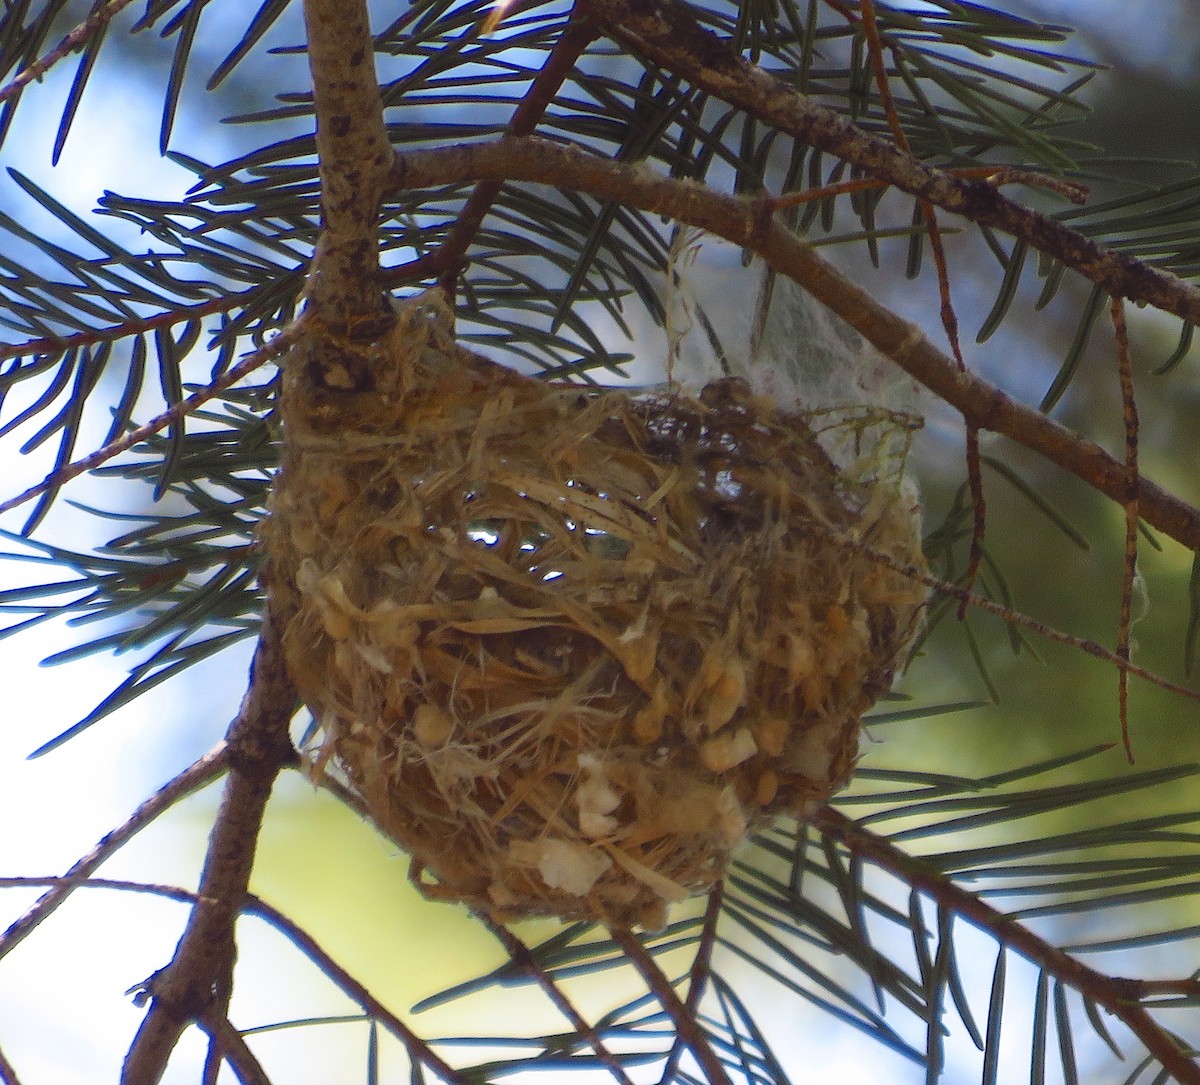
(198, 1015, 273, 1085)
(814, 805, 1200, 1085)
(0, 1041, 23, 1085)
(579, 0, 1200, 328)
(121, 616, 298, 1085)
(323, 773, 697, 1084)
(0, 877, 195, 898)
(857, 0, 986, 609)
(0, 743, 229, 962)
(426, 11, 600, 296)
(657, 882, 724, 1085)
(0, 320, 302, 521)
(0, 295, 237, 363)
(606, 925, 733, 1085)
(202, 1033, 221, 1085)
(231, 894, 472, 1085)
(482, 918, 636, 1085)
(1124, 977, 1200, 1000)
(770, 166, 1088, 211)
(982, 167, 1089, 205)
(810, 519, 1200, 706)
(1111, 295, 1140, 763)
(0, 0, 138, 104)
(2, 875, 470, 1085)
(856, 0, 905, 153)
(820, 0, 857, 22)
(11, 872, 1200, 1005)
(388, 137, 1200, 554)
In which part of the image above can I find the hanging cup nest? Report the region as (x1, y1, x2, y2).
(263, 293, 927, 929)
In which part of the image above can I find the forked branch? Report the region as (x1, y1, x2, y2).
(0, 319, 304, 522)
(6, 3, 1198, 1084)
(580, 0, 1200, 326)
(608, 924, 735, 1085)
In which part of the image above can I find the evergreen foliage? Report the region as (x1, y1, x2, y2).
(2, 2, 1200, 1082)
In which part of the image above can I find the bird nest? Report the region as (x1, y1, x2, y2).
(263, 293, 927, 929)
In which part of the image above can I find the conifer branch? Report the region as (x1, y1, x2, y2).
(243, 893, 472, 1084)
(0, 743, 229, 962)
(814, 806, 1200, 1085)
(607, 924, 734, 1085)
(857, 0, 988, 610)
(483, 919, 637, 1085)
(388, 137, 1200, 553)
(4, 875, 472, 1083)
(427, 11, 599, 296)
(580, 0, 1200, 326)
(120, 617, 298, 1085)
(4, 3, 1200, 1081)
(808, 516, 1200, 707)
(0, 0, 137, 105)
(0, 322, 300, 521)
(300, 0, 392, 323)
(658, 883, 725, 1085)
(0, 295, 235, 363)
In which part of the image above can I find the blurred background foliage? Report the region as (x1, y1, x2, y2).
(2, 1, 1200, 1083)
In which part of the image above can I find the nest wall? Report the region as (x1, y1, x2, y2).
(263, 295, 927, 929)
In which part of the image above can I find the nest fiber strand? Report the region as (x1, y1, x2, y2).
(264, 294, 926, 928)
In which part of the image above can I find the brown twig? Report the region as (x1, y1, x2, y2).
(15, 870, 1200, 1048)
(0, 295, 238, 364)
(0, 1041, 23, 1085)
(322, 768, 721, 1078)
(578, 0, 1200, 328)
(422, 11, 600, 296)
(121, 616, 298, 1085)
(769, 166, 1088, 211)
(387, 137, 1200, 554)
(300, 0, 393, 323)
(1111, 295, 1140, 763)
(198, 1015, 273, 1085)
(0, 321, 301, 521)
(820, 0, 858, 22)
(0, 0, 138, 105)
(482, 918, 636, 1085)
(606, 924, 733, 1085)
(807, 518, 1200, 706)
(1122, 977, 1200, 1000)
(983, 167, 1089, 205)
(246, 893, 471, 1084)
(856, 0, 986, 611)
(3, 875, 470, 1084)
(0, 743, 229, 962)
(813, 805, 1200, 1085)
(657, 883, 724, 1085)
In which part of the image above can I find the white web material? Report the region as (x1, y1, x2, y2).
(668, 233, 920, 411)
(666, 231, 925, 477)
